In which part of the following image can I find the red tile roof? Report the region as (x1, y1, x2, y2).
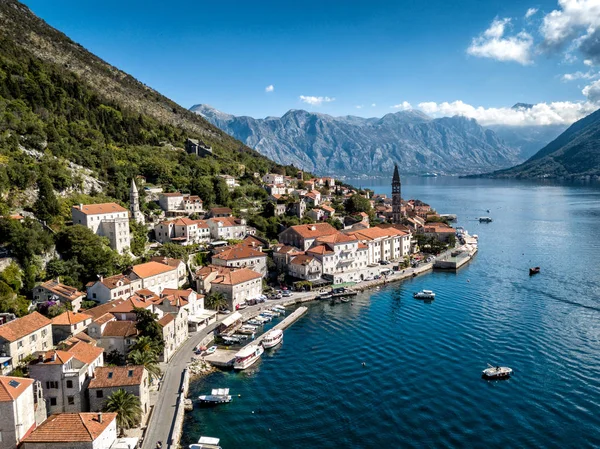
(102, 321, 138, 338)
(316, 232, 357, 244)
(158, 314, 175, 327)
(198, 265, 262, 286)
(0, 376, 34, 402)
(131, 261, 177, 278)
(0, 312, 51, 342)
(89, 366, 145, 389)
(209, 217, 243, 227)
(72, 203, 127, 215)
(67, 341, 104, 365)
(283, 223, 337, 239)
(92, 274, 132, 290)
(212, 245, 265, 261)
(39, 280, 84, 302)
(290, 255, 316, 266)
(150, 256, 184, 268)
(51, 311, 92, 326)
(23, 413, 117, 443)
(306, 244, 334, 255)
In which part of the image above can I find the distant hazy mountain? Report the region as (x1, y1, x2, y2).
(191, 105, 524, 176)
(479, 107, 600, 179)
(488, 125, 568, 160)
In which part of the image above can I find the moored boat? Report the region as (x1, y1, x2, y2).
(233, 344, 264, 370)
(482, 364, 513, 380)
(413, 289, 436, 300)
(272, 305, 286, 314)
(319, 292, 333, 300)
(198, 388, 232, 405)
(529, 266, 540, 276)
(189, 436, 222, 449)
(479, 217, 493, 223)
(262, 328, 283, 349)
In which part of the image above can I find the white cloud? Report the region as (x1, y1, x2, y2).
(582, 78, 600, 101)
(355, 105, 363, 109)
(584, 58, 594, 66)
(299, 95, 335, 106)
(417, 99, 598, 126)
(525, 8, 539, 19)
(371, 103, 377, 107)
(265, 85, 274, 93)
(540, 0, 600, 46)
(467, 18, 534, 65)
(561, 70, 599, 81)
(391, 101, 412, 110)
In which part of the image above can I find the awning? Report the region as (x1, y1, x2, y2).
(220, 311, 243, 327)
(332, 282, 357, 289)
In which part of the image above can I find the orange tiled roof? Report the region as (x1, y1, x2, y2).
(39, 280, 84, 302)
(283, 223, 337, 239)
(290, 255, 315, 266)
(210, 207, 233, 214)
(131, 261, 177, 278)
(62, 332, 97, 349)
(67, 341, 103, 365)
(273, 245, 303, 255)
(209, 217, 243, 227)
(306, 244, 334, 255)
(0, 312, 51, 342)
(160, 192, 182, 198)
(150, 256, 184, 268)
(0, 376, 34, 402)
(348, 226, 407, 241)
(72, 203, 126, 215)
(51, 311, 92, 326)
(158, 314, 175, 327)
(89, 366, 145, 389)
(202, 265, 262, 285)
(102, 321, 138, 338)
(212, 245, 265, 261)
(37, 350, 73, 365)
(316, 232, 357, 244)
(93, 274, 132, 290)
(23, 413, 117, 443)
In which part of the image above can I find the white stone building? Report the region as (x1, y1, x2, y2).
(86, 274, 142, 305)
(72, 203, 131, 254)
(0, 376, 45, 449)
(196, 266, 263, 311)
(154, 218, 210, 245)
(128, 261, 179, 295)
(346, 226, 411, 264)
(288, 255, 322, 281)
(158, 193, 204, 215)
(278, 223, 338, 251)
(32, 279, 85, 312)
(0, 312, 52, 374)
(211, 245, 267, 277)
(262, 173, 284, 185)
(207, 217, 248, 240)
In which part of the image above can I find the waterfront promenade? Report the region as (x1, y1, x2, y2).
(141, 258, 443, 449)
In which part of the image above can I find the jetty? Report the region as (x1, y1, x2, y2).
(205, 306, 308, 368)
(434, 245, 477, 270)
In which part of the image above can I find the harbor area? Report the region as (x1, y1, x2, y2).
(204, 306, 308, 368)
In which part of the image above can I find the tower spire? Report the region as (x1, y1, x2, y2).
(130, 178, 144, 225)
(392, 164, 402, 224)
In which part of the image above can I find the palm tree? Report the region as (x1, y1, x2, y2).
(127, 349, 161, 382)
(103, 389, 142, 431)
(129, 335, 161, 356)
(206, 291, 228, 311)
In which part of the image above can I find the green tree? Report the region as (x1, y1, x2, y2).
(205, 291, 228, 311)
(0, 280, 28, 317)
(129, 221, 148, 256)
(34, 174, 60, 223)
(55, 225, 118, 285)
(157, 243, 188, 260)
(105, 349, 125, 366)
(344, 194, 372, 215)
(0, 262, 22, 292)
(127, 350, 161, 382)
(103, 389, 142, 431)
(133, 308, 165, 353)
(129, 335, 161, 356)
(213, 176, 231, 207)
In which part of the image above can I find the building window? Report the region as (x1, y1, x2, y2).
(46, 381, 58, 389)
(96, 390, 103, 398)
(17, 340, 23, 349)
(66, 380, 73, 388)
(67, 396, 75, 405)
(50, 397, 57, 406)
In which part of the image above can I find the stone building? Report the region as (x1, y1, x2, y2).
(72, 203, 131, 254)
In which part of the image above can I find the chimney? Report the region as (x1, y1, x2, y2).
(98, 413, 103, 423)
(79, 203, 84, 211)
(50, 352, 56, 362)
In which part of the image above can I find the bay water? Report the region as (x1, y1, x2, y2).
(183, 177, 600, 448)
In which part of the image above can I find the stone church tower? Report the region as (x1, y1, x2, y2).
(130, 179, 145, 225)
(392, 164, 402, 224)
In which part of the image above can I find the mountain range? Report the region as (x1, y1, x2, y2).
(191, 104, 565, 176)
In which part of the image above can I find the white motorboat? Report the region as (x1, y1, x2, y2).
(272, 305, 286, 313)
(247, 319, 263, 326)
(241, 324, 258, 332)
(266, 309, 281, 316)
(262, 329, 283, 349)
(189, 436, 222, 449)
(198, 388, 232, 404)
(233, 344, 264, 370)
(259, 314, 273, 322)
(413, 290, 436, 300)
(482, 364, 513, 380)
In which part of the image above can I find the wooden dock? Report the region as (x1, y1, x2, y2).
(205, 306, 308, 368)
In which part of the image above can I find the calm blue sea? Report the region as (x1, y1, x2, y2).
(183, 177, 600, 448)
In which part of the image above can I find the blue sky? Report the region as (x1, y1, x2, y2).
(21, 0, 600, 125)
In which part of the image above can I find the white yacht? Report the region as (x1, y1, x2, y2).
(413, 290, 436, 300)
(189, 436, 222, 449)
(198, 388, 232, 405)
(262, 329, 283, 349)
(233, 344, 264, 370)
(482, 364, 513, 380)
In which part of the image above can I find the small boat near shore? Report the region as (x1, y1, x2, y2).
(413, 290, 436, 300)
(233, 344, 264, 370)
(262, 329, 283, 349)
(482, 364, 513, 380)
(198, 388, 232, 405)
(479, 217, 493, 223)
(272, 305, 286, 314)
(529, 266, 540, 276)
(189, 436, 222, 449)
(319, 292, 333, 300)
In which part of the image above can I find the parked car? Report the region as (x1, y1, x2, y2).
(282, 291, 292, 297)
(205, 346, 217, 355)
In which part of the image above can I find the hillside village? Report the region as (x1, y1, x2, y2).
(0, 162, 459, 449)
